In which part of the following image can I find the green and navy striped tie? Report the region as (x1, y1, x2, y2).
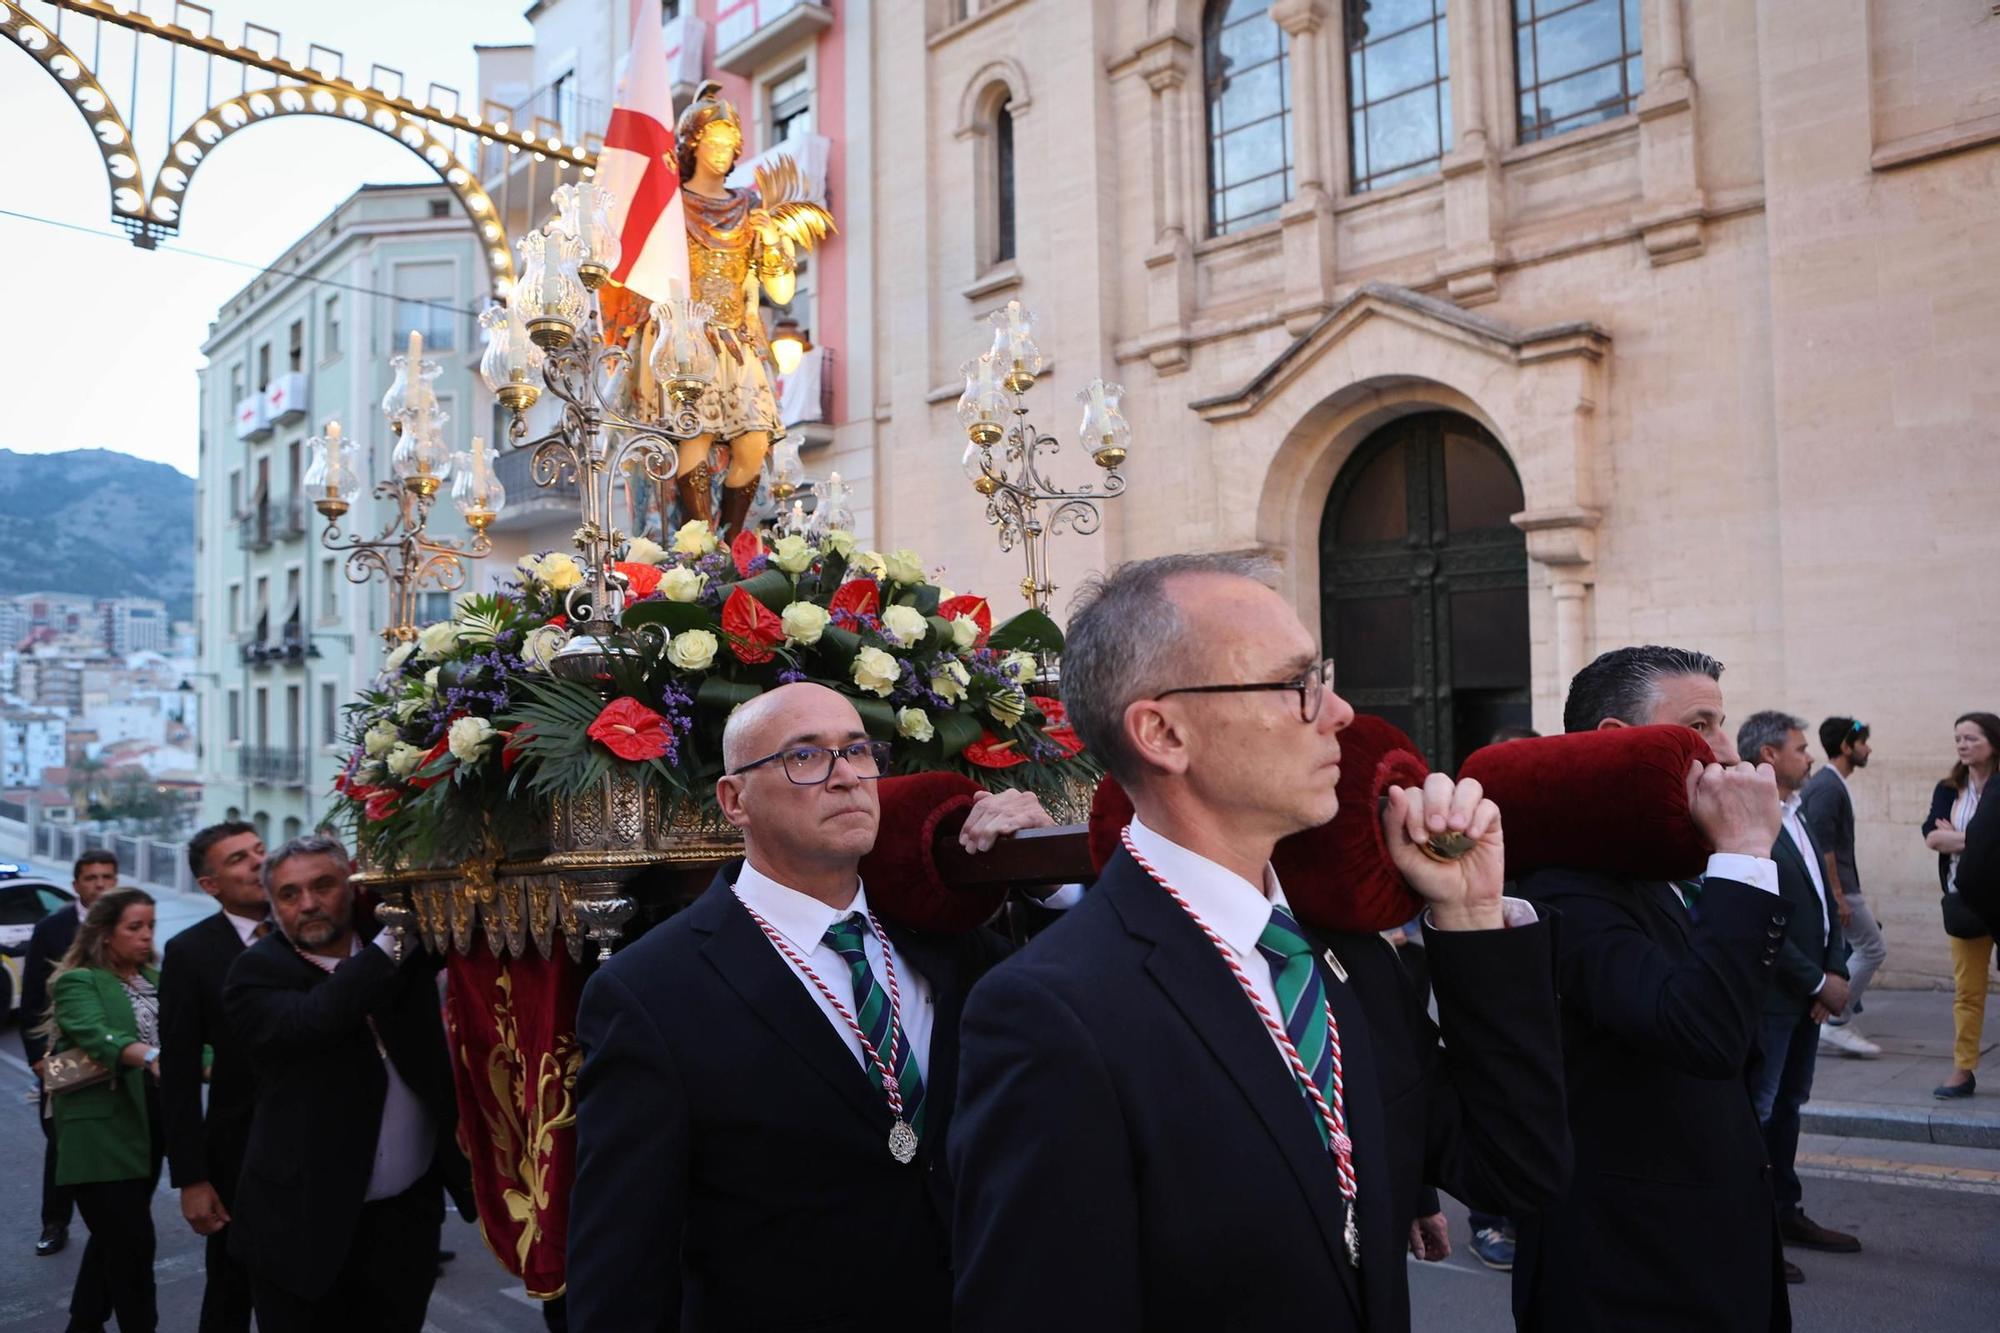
(824, 914, 927, 1137)
(1256, 904, 1336, 1146)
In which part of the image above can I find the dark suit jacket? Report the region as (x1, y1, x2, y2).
(159, 911, 258, 1196)
(949, 850, 1570, 1333)
(567, 863, 1012, 1333)
(1513, 869, 1792, 1333)
(21, 903, 80, 1067)
(1955, 781, 2000, 938)
(222, 934, 471, 1301)
(1923, 780, 1989, 938)
(1768, 823, 1847, 1016)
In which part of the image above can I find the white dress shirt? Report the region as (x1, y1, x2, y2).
(299, 933, 436, 1201)
(1781, 794, 1832, 937)
(734, 862, 936, 1079)
(221, 909, 267, 948)
(1124, 818, 1538, 1080)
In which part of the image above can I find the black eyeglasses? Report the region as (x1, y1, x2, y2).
(1156, 658, 1337, 724)
(730, 739, 895, 785)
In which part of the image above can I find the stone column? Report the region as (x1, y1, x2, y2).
(1138, 31, 1197, 373)
(1272, 0, 1336, 333)
(1440, 0, 1504, 304)
(1636, 0, 1705, 263)
(1515, 507, 1602, 720)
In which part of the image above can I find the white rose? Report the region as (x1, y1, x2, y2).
(851, 646, 900, 697)
(1003, 650, 1037, 683)
(385, 742, 427, 779)
(822, 529, 856, 557)
(383, 642, 415, 673)
(880, 605, 929, 648)
(422, 666, 440, 696)
(930, 658, 970, 703)
(896, 707, 935, 743)
(853, 550, 888, 578)
(673, 519, 718, 555)
(950, 615, 980, 649)
(781, 601, 829, 645)
(363, 722, 399, 758)
(884, 548, 925, 585)
(417, 619, 461, 659)
(447, 716, 497, 765)
(522, 625, 565, 671)
(537, 552, 584, 592)
(516, 553, 545, 579)
(624, 536, 669, 566)
(392, 695, 426, 723)
(667, 629, 719, 671)
(771, 533, 814, 574)
(356, 760, 385, 784)
(659, 566, 705, 603)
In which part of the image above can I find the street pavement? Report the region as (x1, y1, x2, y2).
(3, 888, 1995, 1329)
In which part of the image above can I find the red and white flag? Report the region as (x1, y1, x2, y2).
(597, 0, 688, 302)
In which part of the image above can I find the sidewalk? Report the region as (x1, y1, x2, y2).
(1804, 988, 2000, 1149)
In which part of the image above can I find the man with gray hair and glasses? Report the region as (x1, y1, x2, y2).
(950, 554, 1570, 1333)
(1737, 709, 1859, 1262)
(222, 834, 471, 1333)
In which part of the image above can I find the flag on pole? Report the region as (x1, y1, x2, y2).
(597, 0, 688, 302)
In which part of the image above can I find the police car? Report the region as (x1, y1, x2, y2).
(0, 862, 76, 1020)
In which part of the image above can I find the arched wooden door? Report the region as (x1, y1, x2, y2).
(1319, 412, 1531, 771)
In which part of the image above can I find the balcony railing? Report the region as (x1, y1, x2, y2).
(236, 498, 307, 549)
(237, 745, 306, 785)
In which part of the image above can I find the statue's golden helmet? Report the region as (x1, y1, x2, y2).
(676, 80, 743, 180)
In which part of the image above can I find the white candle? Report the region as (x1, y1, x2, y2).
(325, 420, 342, 481)
(407, 329, 423, 367)
(471, 435, 488, 488)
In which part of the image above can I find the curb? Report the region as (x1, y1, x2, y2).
(1802, 1100, 2000, 1150)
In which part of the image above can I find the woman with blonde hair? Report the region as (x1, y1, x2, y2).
(1923, 712, 2000, 1099)
(39, 886, 164, 1330)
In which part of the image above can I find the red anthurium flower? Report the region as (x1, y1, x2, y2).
(612, 562, 662, 599)
(937, 594, 993, 646)
(587, 697, 674, 761)
(964, 731, 1030, 769)
(406, 735, 454, 790)
(1030, 696, 1085, 760)
(722, 586, 786, 664)
(362, 787, 400, 821)
(501, 724, 534, 775)
(731, 529, 765, 578)
(829, 578, 880, 622)
(549, 614, 568, 630)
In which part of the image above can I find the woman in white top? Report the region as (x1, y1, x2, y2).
(1922, 711, 2000, 1098)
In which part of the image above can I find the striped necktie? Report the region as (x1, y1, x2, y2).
(1255, 904, 1339, 1149)
(824, 914, 927, 1137)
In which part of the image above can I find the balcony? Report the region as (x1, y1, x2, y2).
(715, 0, 833, 76)
(264, 371, 309, 426)
(234, 393, 271, 441)
(237, 620, 310, 669)
(237, 498, 308, 549)
(237, 745, 306, 785)
(489, 444, 583, 532)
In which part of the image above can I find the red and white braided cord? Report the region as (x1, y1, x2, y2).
(1120, 828, 1358, 1208)
(735, 895, 909, 1116)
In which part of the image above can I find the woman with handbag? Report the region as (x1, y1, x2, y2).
(1923, 712, 2000, 1100)
(37, 887, 165, 1331)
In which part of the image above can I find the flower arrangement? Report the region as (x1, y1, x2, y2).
(330, 522, 1095, 869)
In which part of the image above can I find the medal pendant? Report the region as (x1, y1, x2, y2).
(1343, 1204, 1361, 1268)
(888, 1118, 919, 1164)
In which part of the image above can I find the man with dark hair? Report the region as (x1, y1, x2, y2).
(224, 835, 472, 1332)
(1514, 645, 1797, 1328)
(1801, 717, 1886, 1057)
(951, 555, 1570, 1332)
(1737, 711, 1858, 1263)
(159, 820, 267, 1332)
(21, 848, 119, 1259)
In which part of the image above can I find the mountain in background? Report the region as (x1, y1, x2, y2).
(0, 449, 195, 621)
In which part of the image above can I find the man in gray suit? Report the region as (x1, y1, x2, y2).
(1799, 717, 1886, 1058)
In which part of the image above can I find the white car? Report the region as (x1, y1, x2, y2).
(0, 865, 77, 1019)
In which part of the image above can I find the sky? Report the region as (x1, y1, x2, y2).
(0, 1, 537, 477)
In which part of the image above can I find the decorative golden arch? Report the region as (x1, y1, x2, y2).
(0, 5, 149, 237)
(149, 83, 516, 291)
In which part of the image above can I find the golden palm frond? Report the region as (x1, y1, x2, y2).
(751, 152, 837, 251)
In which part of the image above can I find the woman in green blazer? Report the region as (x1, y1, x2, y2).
(43, 886, 165, 1332)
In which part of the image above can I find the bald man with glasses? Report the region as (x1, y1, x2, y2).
(566, 682, 1066, 1333)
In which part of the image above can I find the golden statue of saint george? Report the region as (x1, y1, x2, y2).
(666, 80, 834, 536)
